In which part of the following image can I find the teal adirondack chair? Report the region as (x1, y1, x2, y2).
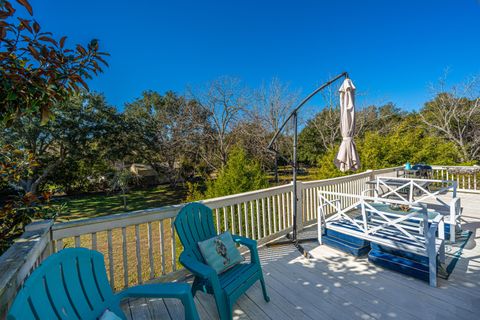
(174, 202, 270, 320)
(7, 248, 199, 320)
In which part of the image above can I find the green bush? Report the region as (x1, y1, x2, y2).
(316, 117, 464, 179)
(189, 147, 269, 200)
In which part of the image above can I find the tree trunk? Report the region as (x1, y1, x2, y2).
(274, 153, 279, 184)
(122, 189, 127, 210)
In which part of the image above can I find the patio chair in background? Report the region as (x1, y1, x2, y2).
(174, 202, 270, 320)
(7, 248, 199, 320)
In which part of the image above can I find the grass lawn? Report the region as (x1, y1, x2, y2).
(267, 166, 319, 184)
(56, 184, 187, 222)
(56, 167, 318, 222)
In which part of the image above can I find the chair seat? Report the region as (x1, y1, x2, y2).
(220, 262, 259, 295)
(199, 262, 259, 296)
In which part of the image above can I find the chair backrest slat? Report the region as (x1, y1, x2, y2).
(44, 264, 80, 320)
(77, 254, 105, 311)
(92, 252, 115, 302)
(28, 279, 59, 319)
(61, 255, 95, 318)
(175, 203, 217, 260)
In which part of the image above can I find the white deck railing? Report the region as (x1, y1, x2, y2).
(0, 165, 404, 316)
(431, 165, 480, 193)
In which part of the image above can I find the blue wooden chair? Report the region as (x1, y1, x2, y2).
(7, 248, 199, 320)
(174, 202, 269, 320)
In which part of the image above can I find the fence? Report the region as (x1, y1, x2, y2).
(431, 165, 480, 193)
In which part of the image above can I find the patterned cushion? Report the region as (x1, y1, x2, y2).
(198, 231, 244, 274)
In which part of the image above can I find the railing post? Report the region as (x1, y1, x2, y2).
(0, 219, 54, 318)
(296, 181, 304, 232)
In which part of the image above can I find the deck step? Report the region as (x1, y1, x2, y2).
(322, 229, 370, 256)
(368, 244, 430, 283)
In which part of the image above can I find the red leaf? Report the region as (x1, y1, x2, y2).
(76, 44, 87, 55)
(18, 18, 32, 33)
(33, 21, 40, 33)
(16, 0, 33, 15)
(27, 45, 39, 59)
(38, 36, 57, 46)
(60, 36, 67, 48)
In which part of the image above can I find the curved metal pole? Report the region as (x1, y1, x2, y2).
(267, 71, 349, 242)
(267, 71, 348, 152)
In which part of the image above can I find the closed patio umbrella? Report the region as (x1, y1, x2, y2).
(335, 78, 360, 172)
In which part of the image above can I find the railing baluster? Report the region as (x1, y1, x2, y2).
(262, 198, 267, 237)
(250, 201, 255, 239)
(272, 195, 277, 232)
(244, 202, 249, 238)
(107, 229, 114, 289)
(122, 227, 128, 287)
(135, 225, 142, 283)
(256, 199, 261, 239)
(237, 203, 243, 236)
(223, 207, 228, 232)
(230, 205, 235, 234)
(286, 192, 291, 227)
(281, 193, 286, 229)
(215, 208, 220, 233)
(305, 189, 312, 221)
(267, 196, 272, 235)
(57, 239, 63, 251)
(74, 236, 80, 248)
(147, 222, 154, 280)
(159, 221, 165, 275)
(91, 232, 97, 251)
(171, 218, 176, 272)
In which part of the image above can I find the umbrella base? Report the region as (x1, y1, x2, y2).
(266, 232, 316, 259)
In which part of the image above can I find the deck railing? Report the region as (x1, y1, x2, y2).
(0, 166, 401, 316)
(431, 165, 480, 193)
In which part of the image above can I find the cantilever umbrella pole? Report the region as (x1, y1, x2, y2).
(266, 72, 349, 252)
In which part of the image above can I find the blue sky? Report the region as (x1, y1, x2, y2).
(30, 0, 480, 111)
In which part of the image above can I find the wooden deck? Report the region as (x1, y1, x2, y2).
(121, 192, 480, 319)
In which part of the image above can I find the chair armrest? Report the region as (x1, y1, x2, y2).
(179, 251, 217, 280)
(232, 234, 256, 248)
(232, 234, 259, 264)
(116, 282, 192, 300)
(114, 283, 201, 320)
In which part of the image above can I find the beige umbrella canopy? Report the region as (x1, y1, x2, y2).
(334, 78, 360, 172)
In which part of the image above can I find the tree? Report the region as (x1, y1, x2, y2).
(315, 116, 463, 179)
(124, 91, 209, 185)
(420, 76, 480, 162)
(0, 0, 108, 125)
(109, 166, 138, 210)
(204, 147, 269, 199)
(189, 76, 248, 170)
(1, 92, 121, 194)
(0, 145, 65, 252)
(249, 78, 299, 181)
(299, 102, 406, 165)
(357, 103, 406, 136)
(299, 106, 340, 165)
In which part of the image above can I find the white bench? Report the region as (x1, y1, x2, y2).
(368, 177, 461, 242)
(318, 191, 446, 287)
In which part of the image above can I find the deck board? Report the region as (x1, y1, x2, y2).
(123, 192, 480, 319)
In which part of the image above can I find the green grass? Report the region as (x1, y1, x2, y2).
(55, 184, 187, 222)
(267, 166, 319, 184)
(55, 166, 318, 222)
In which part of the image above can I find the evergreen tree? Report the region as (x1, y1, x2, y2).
(204, 147, 269, 199)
